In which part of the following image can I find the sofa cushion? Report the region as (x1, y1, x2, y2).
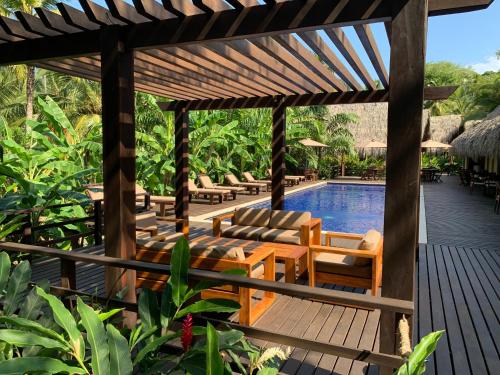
(269, 210, 311, 230)
(329, 237, 362, 249)
(234, 207, 271, 227)
(136, 239, 176, 252)
(190, 244, 245, 261)
(260, 228, 302, 245)
(221, 225, 268, 241)
(315, 253, 372, 279)
(355, 229, 382, 266)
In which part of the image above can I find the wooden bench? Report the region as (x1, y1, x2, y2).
(135, 239, 276, 325)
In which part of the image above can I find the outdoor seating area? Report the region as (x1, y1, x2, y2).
(0, 1, 498, 374)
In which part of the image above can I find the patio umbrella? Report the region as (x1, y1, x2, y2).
(421, 140, 452, 149)
(363, 140, 387, 149)
(298, 138, 329, 173)
(298, 138, 329, 148)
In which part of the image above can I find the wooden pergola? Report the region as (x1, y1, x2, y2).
(0, 0, 492, 364)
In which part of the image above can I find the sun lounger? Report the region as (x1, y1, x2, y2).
(224, 173, 267, 195)
(242, 172, 271, 191)
(188, 179, 230, 204)
(198, 174, 244, 199)
(266, 169, 301, 186)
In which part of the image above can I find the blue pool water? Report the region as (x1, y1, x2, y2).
(251, 183, 385, 233)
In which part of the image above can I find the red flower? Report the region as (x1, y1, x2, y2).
(181, 313, 193, 352)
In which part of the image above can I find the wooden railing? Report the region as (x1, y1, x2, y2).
(2, 201, 103, 248)
(0, 241, 411, 369)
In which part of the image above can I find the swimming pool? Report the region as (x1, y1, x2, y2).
(250, 183, 385, 233)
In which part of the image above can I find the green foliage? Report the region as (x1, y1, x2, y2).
(394, 330, 445, 375)
(424, 62, 500, 120)
(0, 245, 288, 374)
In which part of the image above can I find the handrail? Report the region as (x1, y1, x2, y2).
(46, 285, 404, 369)
(0, 241, 414, 314)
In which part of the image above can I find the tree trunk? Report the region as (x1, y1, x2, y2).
(341, 154, 345, 176)
(26, 66, 35, 121)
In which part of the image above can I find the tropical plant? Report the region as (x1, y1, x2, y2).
(394, 330, 445, 375)
(0, 240, 289, 374)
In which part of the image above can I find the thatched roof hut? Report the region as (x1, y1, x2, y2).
(451, 106, 500, 158)
(328, 103, 431, 155)
(425, 115, 462, 143)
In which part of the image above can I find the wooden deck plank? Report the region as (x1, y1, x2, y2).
(434, 245, 471, 374)
(349, 309, 381, 374)
(426, 244, 454, 374)
(441, 246, 488, 374)
(314, 307, 357, 374)
(333, 309, 369, 374)
(446, 246, 500, 373)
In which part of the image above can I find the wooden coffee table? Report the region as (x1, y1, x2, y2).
(193, 235, 308, 284)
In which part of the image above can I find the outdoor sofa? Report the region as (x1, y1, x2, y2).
(213, 207, 321, 246)
(308, 230, 383, 296)
(135, 237, 276, 325)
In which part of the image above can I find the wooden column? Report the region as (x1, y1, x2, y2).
(175, 107, 189, 234)
(380, 0, 428, 363)
(271, 99, 286, 210)
(101, 26, 136, 310)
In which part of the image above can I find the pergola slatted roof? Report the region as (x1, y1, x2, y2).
(0, 0, 491, 102)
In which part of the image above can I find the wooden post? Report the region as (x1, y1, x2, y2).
(380, 0, 428, 366)
(271, 98, 286, 210)
(101, 25, 137, 317)
(93, 200, 103, 246)
(175, 107, 189, 235)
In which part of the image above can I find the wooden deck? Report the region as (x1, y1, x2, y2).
(423, 175, 500, 251)
(28, 177, 500, 374)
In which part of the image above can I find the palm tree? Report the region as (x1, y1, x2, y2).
(0, 0, 57, 120)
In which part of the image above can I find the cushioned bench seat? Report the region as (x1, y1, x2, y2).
(214, 207, 321, 246)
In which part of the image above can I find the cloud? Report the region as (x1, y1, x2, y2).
(469, 55, 500, 74)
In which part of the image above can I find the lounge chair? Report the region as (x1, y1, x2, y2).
(198, 174, 244, 199)
(224, 173, 267, 195)
(266, 169, 301, 186)
(242, 172, 271, 192)
(308, 230, 383, 296)
(188, 179, 230, 204)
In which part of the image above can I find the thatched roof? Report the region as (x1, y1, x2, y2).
(451, 106, 500, 158)
(328, 103, 430, 155)
(426, 115, 462, 143)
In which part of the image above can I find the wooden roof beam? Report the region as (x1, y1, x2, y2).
(272, 33, 347, 92)
(35, 8, 82, 34)
(79, 0, 128, 26)
(250, 36, 337, 93)
(323, 27, 377, 90)
(193, 1, 234, 13)
(132, 0, 176, 21)
(134, 52, 253, 98)
(181, 44, 291, 96)
(227, 39, 321, 93)
(158, 86, 458, 111)
(104, 0, 151, 24)
(203, 42, 304, 95)
(428, 0, 493, 16)
(298, 30, 363, 91)
(143, 49, 269, 97)
(354, 24, 389, 88)
(56, 3, 100, 31)
(0, 16, 40, 39)
(14, 12, 61, 37)
(162, 0, 205, 17)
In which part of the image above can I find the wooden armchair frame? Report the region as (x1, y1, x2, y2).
(136, 215, 189, 238)
(212, 211, 322, 246)
(135, 241, 275, 325)
(308, 232, 383, 296)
